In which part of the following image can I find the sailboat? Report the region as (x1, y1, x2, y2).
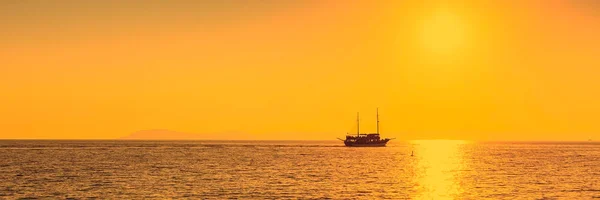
(338, 108, 393, 147)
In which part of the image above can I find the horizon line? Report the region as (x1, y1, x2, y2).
(0, 138, 595, 142)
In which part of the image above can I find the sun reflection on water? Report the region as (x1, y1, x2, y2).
(410, 140, 470, 199)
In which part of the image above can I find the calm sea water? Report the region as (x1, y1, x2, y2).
(0, 140, 599, 199)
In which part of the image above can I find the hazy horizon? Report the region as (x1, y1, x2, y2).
(2, 1, 599, 141)
(2, 129, 596, 142)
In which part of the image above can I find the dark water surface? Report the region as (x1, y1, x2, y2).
(1, 140, 599, 199)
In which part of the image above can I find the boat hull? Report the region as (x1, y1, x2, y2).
(344, 140, 388, 147)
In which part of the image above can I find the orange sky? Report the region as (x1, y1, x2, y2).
(1, 1, 599, 140)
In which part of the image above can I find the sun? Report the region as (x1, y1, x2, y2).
(418, 10, 468, 54)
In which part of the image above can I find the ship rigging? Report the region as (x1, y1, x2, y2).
(338, 108, 393, 147)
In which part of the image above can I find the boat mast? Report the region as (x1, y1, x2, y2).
(376, 108, 379, 135)
(356, 112, 360, 136)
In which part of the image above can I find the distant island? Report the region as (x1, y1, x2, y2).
(120, 129, 250, 140)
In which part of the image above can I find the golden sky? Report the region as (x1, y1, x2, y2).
(1, 1, 599, 140)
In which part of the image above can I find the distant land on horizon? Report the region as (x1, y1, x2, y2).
(119, 129, 349, 140)
(119, 129, 253, 140)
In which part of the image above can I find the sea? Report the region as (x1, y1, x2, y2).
(0, 140, 599, 199)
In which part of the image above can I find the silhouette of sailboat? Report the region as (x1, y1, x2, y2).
(338, 108, 393, 147)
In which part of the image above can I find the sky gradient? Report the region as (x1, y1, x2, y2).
(1, 1, 599, 140)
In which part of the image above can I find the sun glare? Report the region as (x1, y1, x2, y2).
(411, 140, 469, 199)
(419, 10, 467, 54)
